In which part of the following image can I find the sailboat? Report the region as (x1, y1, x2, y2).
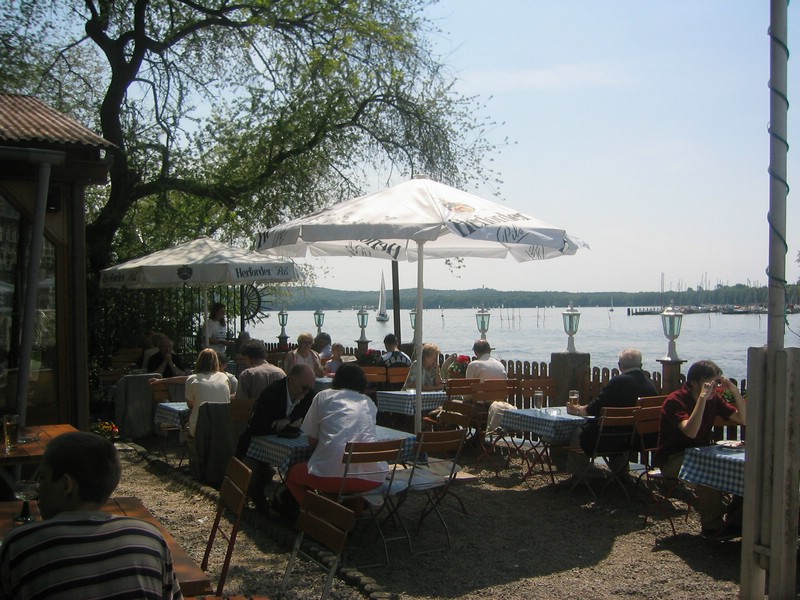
(376, 272, 390, 321)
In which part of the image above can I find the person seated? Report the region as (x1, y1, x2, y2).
(284, 332, 324, 376)
(146, 336, 185, 378)
(380, 333, 411, 367)
(237, 340, 286, 403)
(403, 342, 444, 391)
(216, 351, 238, 398)
(186, 348, 231, 437)
(0, 432, 181, 598)
(286, 363, 387, 505)
(236, 364, 316, 514)
(465, 339, 507, 381)
(312, 332, 333, 363)
(323, 342, 345, 376)
(655, 360, 746, 538)
(140, 330, 164, 370)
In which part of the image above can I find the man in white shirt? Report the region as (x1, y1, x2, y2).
(465, 339, 507, 381)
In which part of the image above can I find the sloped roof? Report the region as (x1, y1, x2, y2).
(0, 93, 112, 148)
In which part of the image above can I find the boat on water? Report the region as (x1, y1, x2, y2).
(375, 272, 390, 322)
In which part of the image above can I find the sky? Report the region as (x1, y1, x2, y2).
(294, 1, 799, 295)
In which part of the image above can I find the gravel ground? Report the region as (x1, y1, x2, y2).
(117, 439, 746, 599)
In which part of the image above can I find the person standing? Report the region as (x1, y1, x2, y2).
(655, 360, 746, 538)
(465, 339, 507, 381)
(203, 302, 230, 354)
(237, 365, 316, 513)
(237, 340, 286, 403)
(0, 432, 182, 599)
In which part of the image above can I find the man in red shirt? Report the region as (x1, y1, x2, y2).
(655, 360, 746, 538)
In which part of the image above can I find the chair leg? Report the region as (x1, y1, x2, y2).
(281, 531, 304, 594)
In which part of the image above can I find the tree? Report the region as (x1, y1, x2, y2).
(2, 0, 500, 273)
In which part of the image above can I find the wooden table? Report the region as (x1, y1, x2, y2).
(0, 496, 213, 596)
(1, 424, 78, 467)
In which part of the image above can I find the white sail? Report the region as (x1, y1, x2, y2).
(376, 272, 389, 321)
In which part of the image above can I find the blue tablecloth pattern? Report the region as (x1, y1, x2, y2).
(314, 377, 333, 392)
(247, 425, 416, 475)
(375, 390, 446, 415)
(500, 407, 586, 445)
(154, 402, 190, 429)
(678, 444, 745, 496)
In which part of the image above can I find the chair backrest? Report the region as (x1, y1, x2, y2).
(385, 366, 411, 388)
(201, 456, 253, 596)
(282, 491, 356, 600)
(338, 438, 404, 503)
(632, 405, 662, 464)
(361, 365, 388, 384)
(230, 397, 255, 423)
(591, 406, 638, 456)
(436, 400, 475, 429)
(413, 428, 468, 479)
(470, 379, 510, 405)
(518, 377, 558, 408)
(637, 395, 668, 408)
(445, 378, 479, 399)
(150, 379, 172, 404)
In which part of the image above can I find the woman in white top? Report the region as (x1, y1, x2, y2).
(286, 363, 386, 504)
(283, 332, 324, 376)
(186, 348, 231, 435)
(203, 302, 230, 354)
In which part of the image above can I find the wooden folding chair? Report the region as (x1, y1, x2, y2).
(567, 406, 637, 501)
(151, 379, 190, 466)
(636, 394, 668, 408)
(385, 366, 411, 390)
(470, 379, 512, 463)
(281, 491, 355, 600)
(423, 378, 479, 430)
(201, 456, 253, 596)
(634, 406, 695, 536)
(337, 438, 406, 567)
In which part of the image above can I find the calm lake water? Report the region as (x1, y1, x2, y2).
(251, 307, 800, 382)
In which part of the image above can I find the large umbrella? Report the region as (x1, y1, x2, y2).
(100, 237, 300, 345)
(255, 176, 588, 432)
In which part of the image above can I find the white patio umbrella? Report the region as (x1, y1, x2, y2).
(255, 176, 588, 432)
(100, 237, 300, 346)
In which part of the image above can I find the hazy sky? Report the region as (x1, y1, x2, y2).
(292, 1, 798, 294)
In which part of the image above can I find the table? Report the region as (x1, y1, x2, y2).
(375, 390, 446, 415)
(247, 425, 417, 476)
(0, 424, 78, 467)
(314, 376, 333, 392)
(154, 402, 190, 429)
(499, 407, 586, 482)
(0, 496, 213, 596)
(679, 443, 745, 496)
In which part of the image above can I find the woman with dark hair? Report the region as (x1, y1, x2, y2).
(203, 302, 230, 354)
(286, 363, 386, 504)
(185, 348, 231, 435)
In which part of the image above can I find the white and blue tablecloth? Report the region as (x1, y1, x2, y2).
(375, 390, 446, 415)
(247, 425, 416, 475)
(679, 444, 745, 496)
(500, 407, 586, 445)
(154, 402, 190, 429)
(314, 377, 333, 392)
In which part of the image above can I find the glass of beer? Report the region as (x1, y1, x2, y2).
(4, 414, 19, 453)
(534, 390, 544, 410)
(568, 390, 580, 407)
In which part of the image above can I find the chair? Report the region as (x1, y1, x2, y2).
(361, 365, 388, 398)
(190, 402, 237, 487)
(634, 405, 694, 536)
(518, 377, 558, 409)
(337, 438, 406, 566)
(385, 366, 410, 390)
(568, 406, 637, 501)
(637, 394, 668, 408)
(281, 491, 355, 600)
(151, 379, 189, 466)
(470, 379, 512, 462)
(445, 377, 479, 401)
(230, 397, 255, 438)
(201, 456, 253, 596)
(391, 428, 468, 553)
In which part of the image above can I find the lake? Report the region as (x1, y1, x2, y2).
(250, 307, 800, 382)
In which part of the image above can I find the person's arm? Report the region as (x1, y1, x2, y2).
(307, 435, 319, 449)
(566, 403, 588, 416)
(679, 381, 714, 439)
(719, 377, 747, 425)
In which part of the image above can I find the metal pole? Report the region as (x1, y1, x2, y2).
(414, 242, 424, 434)
(392, 260, 401, 344)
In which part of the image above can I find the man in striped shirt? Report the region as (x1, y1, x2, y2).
(0, 432, 182, 599)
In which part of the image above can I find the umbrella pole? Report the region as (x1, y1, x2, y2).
(414, 242, 424, 434)
(203, 285, 210, 348)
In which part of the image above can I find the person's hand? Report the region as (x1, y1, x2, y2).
(148, 378, 159, 385)
(566, 403, 577, 415)
(290, 418, 303, 429)
(699, 380, 716, 402)
(273, 418, 290, 432)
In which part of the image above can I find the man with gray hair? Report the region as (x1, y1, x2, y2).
(567, 347, 657, 455)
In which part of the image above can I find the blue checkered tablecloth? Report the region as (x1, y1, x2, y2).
(246, 425, 417, 475)
(375, 390, 446, 415)
(314, 377, 333, 392)
(154, 402, 190, 428)
(500, 407, 586, 445)
(678, 444, 745, 496)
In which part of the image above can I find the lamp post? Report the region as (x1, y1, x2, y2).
(355, 306, 371, 355)
(277, 309, 289, 349)
(313, 309, 325, 334)
(409, 309, 417, 330)
(562, 302, 581, 353)
(475, 307, 491, 340)
(657, 300, 686, 393)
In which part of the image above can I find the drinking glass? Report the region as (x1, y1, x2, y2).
(533, 390, 544, 410)
(568, 390, 580, 406)
(3, 414, 19, 453)
(13, 479, 39, 523)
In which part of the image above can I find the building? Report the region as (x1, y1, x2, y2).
(0, 94, 112, 428)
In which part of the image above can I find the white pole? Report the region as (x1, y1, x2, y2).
(414, 241, 424, 434)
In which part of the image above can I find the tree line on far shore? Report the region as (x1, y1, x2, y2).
(275, 282, 784, 311)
